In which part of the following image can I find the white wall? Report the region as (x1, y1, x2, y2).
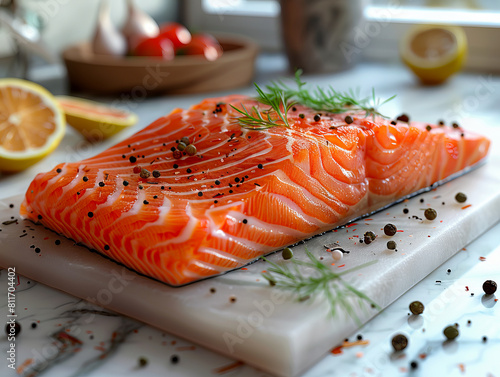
(0, 0, 178, 57)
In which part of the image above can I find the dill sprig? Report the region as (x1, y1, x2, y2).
(268, 69, 396, 120)
(230, 83, 295, 130)
(261, 249, 380, 325)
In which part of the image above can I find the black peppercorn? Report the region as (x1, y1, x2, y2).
(384, 223, 397, 236)
(483, 280, 497, 295)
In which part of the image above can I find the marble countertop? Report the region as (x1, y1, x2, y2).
(1, 55, 499, 376)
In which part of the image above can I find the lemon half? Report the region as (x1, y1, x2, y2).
(0, 79, 65, 173)
(401, 25, 467, 85)
(57, 96, 138, 142)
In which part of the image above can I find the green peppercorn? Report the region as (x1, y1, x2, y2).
(185, 144, 197, 156)
(177, 142, 187, 151)
(482, 280, 497, 295)
(282, 247, 293, 260)
(384, 223, 397, 236)
(387, 240, 397, 250)
(364, 231, 376, 244)
(138, 357, 148, 367)
(140, 169, 151, 179)
(409, 301, 424, 315)
(455, 192, 467, 203)
(424, 208, 437, 220)
(391, 334, 408, 351)
(180, 136, 191, 145)
(443, 325, 459, 340)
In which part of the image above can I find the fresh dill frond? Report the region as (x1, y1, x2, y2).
(261, 248, 380, 325)
(267, 69, 396, 120)
(230, 83, 294, 130)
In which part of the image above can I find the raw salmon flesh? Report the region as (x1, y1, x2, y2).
(21, 95, 490, 286)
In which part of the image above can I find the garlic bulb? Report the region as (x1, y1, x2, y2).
(122, 0, 159, 49)
(92, 0, 127, 56)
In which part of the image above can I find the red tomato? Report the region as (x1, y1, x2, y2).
(182, 34, 223, 61)
(159, 22, 191, 48)
(133, 36, 174, 59)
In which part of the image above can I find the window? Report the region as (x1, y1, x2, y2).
(182, 0, 500, 71)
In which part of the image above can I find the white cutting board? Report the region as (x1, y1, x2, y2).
(2, 138, 500, 377)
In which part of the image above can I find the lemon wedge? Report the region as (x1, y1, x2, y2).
(0, 79, 65, 173)
(400, 25, 467, 85)
(57, 96, 138, 142)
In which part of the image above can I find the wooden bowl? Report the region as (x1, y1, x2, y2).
(62, 35, 259, 96)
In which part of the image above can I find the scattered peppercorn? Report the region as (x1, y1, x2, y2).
(98, 182, 105, 187)
(56, 168, 62, 173)
(424, 208, 437, 220)
(438, 120, 445, 126)
(443, 325, 459, 340)
(88, 212, 94, 218)
(187, 168, 192, 174)
(363, 231, 376, 244)
(299, 114, 305, 119)
(356, 334, 363, 341)
(482, 280, 497, 295)
(177, 142, 187, 151)
(455, 192, 467, 203)
(129, 156, 137, 163)
(143, 200, 149, 205)
(123, 181, 129, 186)
(173, 150, 182, 159)
(171, 355, 179, 364)
(133, 166, 142, 174)
(83, 176, 89, 182)
(384, 223, 397, 236)
(390, 120, 397, 125)
(173, 164, 179, 169)
(396, 114, 409, 122)
(140, 169, 151, 179)
(242, 219, 248, 224)
(104, 245, 110, 250)
(210, 287, 216, 293)
(403, 208, 409, 214)
(258, 164, 263, 169)
(345, 115, 354, 124)
(35, 248, 41, 253)
(138, 357, 148, 367)
(180, 136, 190, 145)
(31, 322, 37, 329)
(452, 122, 460, 129)
(282, 247, 293, 260)
(426, 125, 432, 131)
(387, 240, 397, 250)
(482, 336, 488, 342)
(55, 240, 61, 246)
(391, 334, 408, 351)
(410, 361, 418, 370)
(409, 301, 424, 315)
(198, 192, 203, 197)
(185, 144, 197, 156)
(229, 296, 237, 303)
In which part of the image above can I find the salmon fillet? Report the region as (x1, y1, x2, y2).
(21, 95, 490, 286)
